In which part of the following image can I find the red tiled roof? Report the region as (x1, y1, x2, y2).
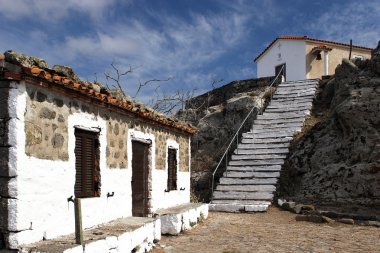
(254, 36, 373, 62)
(0, 56, 197, 135)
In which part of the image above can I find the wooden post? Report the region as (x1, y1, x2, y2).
(349, 39, 353, 60)
(74, 198, 84, 245)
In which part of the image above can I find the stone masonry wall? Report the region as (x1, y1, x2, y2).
(24, 85, 190, 171)
(25, 86, 69, 160)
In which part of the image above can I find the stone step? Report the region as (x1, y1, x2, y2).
(242, 131, 294, 139)
(273, 92, 316, 98)
(275, 87, 316, 92)
(219, 177, 277, 185)
(271, 97, 314, 103)
(275, 87, 316, 93)
(237, 142, 289, 149)
(212, 191, 274, 200)
(267, 102, 313, 108)
(252, 122, 304, 129)
(273, 93, 315, 98)
(278, 82, 318, 87)
(229, 159, 284, 166)
(254, 118, 304, 124)
(268, 101, 313, 108)
(265, 107, 311, 113)
(250, 127, 301, 134)
(234, 148, 288, 155)
(231, 153, 287, 160)
(223, 170, 280, 178)
(241, 137, 292, 144)
(209, 203, 268, 212)
(216, 184, 276, 192)
(211, 199, 272, 205)
(227, 165, 282, 172)
(263, 111, 310, 117)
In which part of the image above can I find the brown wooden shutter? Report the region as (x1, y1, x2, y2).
(167, 148, 177, 191)
(74, 129, 99, 198)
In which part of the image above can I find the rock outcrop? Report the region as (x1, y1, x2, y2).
(277, 42, 380, 210)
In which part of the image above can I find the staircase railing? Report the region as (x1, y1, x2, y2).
(210, 67, 284, 201)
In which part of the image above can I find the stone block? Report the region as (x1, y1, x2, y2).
(181, 210, 191, 231)
(6, 118, 17, 147)
(321, 216, 335, 223)
(338, 218, 354, 225)
(282, 201, 296, 212)
(294, 204, 303, 214)
(0, 197, 8, 230)
(0, 147, 9, 177)
(0, 118, 9, 147)
(196, 204, 209, 220)
(4, 231, 18, 250)
(160, 213, 182, 235)
(0, 147, 17, 177)
(0, 89, 9, 118)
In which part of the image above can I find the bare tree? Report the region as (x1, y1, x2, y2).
(103, 62, 223, 117)
(104, 62, 138, 97)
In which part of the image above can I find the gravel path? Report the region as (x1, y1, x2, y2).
(151, 207, 380, 253)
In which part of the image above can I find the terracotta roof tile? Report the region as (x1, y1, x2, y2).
(254, 35, 373, 62)
(1, 58, 196, 134)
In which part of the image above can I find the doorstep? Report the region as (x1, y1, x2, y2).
(155, 203, 209, 235)
(20, 217, 160, 253)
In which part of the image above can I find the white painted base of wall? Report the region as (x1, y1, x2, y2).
(158, 203, 209, 235)
(19, 218, 161, 253)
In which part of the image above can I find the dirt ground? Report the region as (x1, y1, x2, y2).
(151, 207, 380, 253)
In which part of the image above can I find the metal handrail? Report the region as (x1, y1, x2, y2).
(210, 66, 284, 201)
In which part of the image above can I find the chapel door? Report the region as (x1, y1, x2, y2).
(275, 63, 286, 81)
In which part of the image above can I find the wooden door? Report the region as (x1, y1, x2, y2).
(131, 141, 150, 217)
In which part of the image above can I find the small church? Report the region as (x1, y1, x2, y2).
(254, 36, 372, 81)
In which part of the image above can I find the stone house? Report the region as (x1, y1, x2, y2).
(0, 52, 196, 249)
(254, 36, 373, 81)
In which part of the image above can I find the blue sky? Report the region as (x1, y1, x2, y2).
(0, 0, 379, 104)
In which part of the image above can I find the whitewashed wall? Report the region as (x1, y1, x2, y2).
(257, 40, 307, 81)
(7, 81, 191, 248)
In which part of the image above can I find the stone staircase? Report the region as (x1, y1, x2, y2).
(209, 79, 319, 212)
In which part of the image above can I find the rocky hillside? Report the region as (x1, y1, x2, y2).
(277, 42, 380, 212)
(176, 77, 276, 201)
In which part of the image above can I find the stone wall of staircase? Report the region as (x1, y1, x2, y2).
(210, 79, 319, 212)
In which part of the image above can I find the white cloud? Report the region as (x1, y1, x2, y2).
(0, 0, 118, 21)
(307, 0, 380, 48)
(57, 6, 255, 87)
(0, 0, 279, 105)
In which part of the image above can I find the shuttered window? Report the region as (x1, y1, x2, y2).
(74, 128, 100, 198)
(167, 148, 177, 191)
